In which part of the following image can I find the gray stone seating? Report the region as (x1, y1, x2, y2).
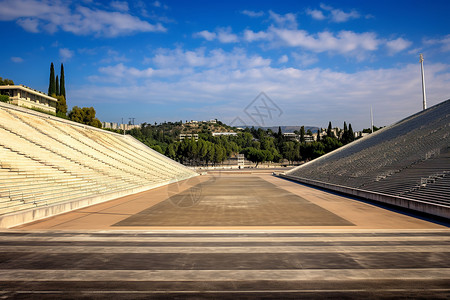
(287, 99, 450, 207)
(0, 105, 198, 216)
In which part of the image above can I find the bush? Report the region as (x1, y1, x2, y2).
(0, 95, 9, 103)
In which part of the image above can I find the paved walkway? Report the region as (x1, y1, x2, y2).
(0, 230, 449, 298)
(15, 174, 446, 230)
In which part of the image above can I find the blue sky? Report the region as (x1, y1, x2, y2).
(1, 0, 449, 130)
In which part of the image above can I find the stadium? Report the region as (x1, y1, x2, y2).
(0, 97, 449, 298)
(1, 1, 450, 298)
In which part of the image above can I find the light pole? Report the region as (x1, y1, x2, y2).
(370, 106, 374, 134)
(420, 54, 427, 110)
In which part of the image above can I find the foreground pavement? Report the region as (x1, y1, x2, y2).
(0, 229, 449, 299)
(3, 174, 449, 298)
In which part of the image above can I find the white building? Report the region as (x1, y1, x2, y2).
(179, 133, 199, 141)
(283, 132, 299, 141)
(102, 122, 140, 131)
(212, 132, 237, 136)
(0, 85, 58, 114)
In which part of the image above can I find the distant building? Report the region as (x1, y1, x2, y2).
(179, 133, 199, 141)
(283, 132, 299, 141)
(102, 122, 120, 130)
(304, 136, 314, 143)
(354, 131, 369, 138)
(0, 84, 58, 114)
(212, 132, 237, 136)
(102, 122, 140, 131)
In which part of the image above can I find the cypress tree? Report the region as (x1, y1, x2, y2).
(300, 126, 305, 143)
(317, 129, 321, 141)
(60, 63, 66, 99)
(326, 121, 333, 138)
(55, 75, 60, 96)
(343, 121, 348, 143)
(48, 62, 56, 96)
(348, 124, 354, 142)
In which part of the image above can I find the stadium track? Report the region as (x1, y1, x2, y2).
(2, 173, 449, 298)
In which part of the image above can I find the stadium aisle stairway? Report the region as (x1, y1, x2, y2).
(0, 104, 198, 217)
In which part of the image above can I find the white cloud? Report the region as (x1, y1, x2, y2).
(217, 27, 238, 43)
(241, 10, 264, 18)
(306, 8, 326, 21)
(330, 9, 360, 23)
(424, 35, 450, 52)
(291, 52, 318, 67)
(0, 0, 166, 37)
(59, 48, 74, 61)
(240, 10, 386, 59)
(268, 10, 297, 29)
(11, 56, 24, 63)
(439, 35, 450, 52)
(110, 1, 129, 12)
(151, 1, 169, 9)
(305, 4, 361, 23)
(148, 48, 271, 70)
(100, 49, 128, 63)
(271, 28, 379, 54)
(194, 27, 238, 43)
(243, 29, 270, 42)
(386, 37, 412, 54)
(278, 55, 288, 63)
(193, 30, 216, 41)
(16, 18, 40, 32)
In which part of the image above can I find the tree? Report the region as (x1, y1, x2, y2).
(316, 129, 321, 142)
(214, 144, 225, 165)
(68, 106, 101, 128)
(55, 75, 60, 96)
(348, 123, 355, 142)
(207, 143, 215, 165)
(282, 141, 298, 164)
(48, 62, 56, 96)
(0, 95, 10, 103)
(60, 63, 66, 99)
(342, 121, 348, 143)
(55, 95, 67, 117)
(68, 106, 83, 123)
(322, 136, 343, 153)
(300, 126, 305, 143)
(0, 77, 14, 85)
(165, 143, 177, 160)
(326, 121, 334, 138)
(243, 147, 265, 167)
(151, 145, 163, 154)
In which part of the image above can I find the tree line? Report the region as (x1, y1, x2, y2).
(128, 121, 357, 167)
